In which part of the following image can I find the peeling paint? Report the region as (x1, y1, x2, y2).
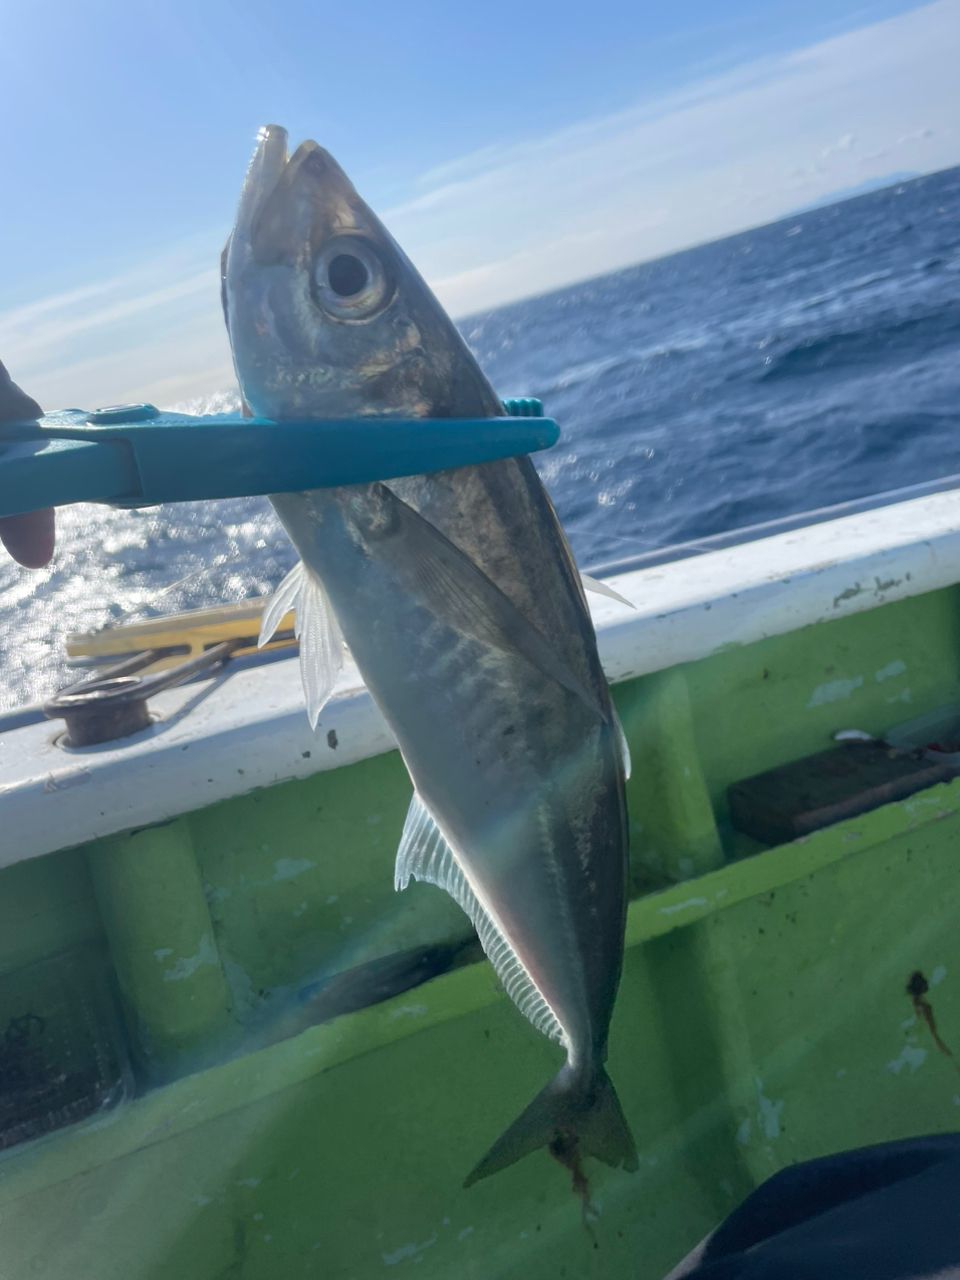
(875, 659, 907, 683)
(886, 1044, 928, 1074)
(807, 676, 864, 708)
(932, 965, 947, 987)
(736, 1118, 752, 1146)
(273, 857, 314, 882)
(884, 688, 913, 705)
(755, 1080, 784, 1140)
(457, 1227, 475, 1242)
(382, 1235, 438, 1266)
(388, 1004, 429, 1020)
(162, 934, 218, 983)
(904, 794, 947, 820)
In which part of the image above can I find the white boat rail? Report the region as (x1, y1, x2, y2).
(3, 482, 960, 870)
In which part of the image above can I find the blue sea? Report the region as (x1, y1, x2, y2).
(3, 165, 959, 711)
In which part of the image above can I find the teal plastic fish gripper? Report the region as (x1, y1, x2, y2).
(0, 400, 558, 519)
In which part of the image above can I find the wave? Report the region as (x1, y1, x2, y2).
(758, 300, 960, 382)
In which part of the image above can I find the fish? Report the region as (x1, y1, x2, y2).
(222, 124, 637, 1187)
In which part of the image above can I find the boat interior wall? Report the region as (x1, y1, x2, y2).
(1, 495, 960, 1276)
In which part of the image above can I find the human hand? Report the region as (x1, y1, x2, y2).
(0, 361, 55, 567)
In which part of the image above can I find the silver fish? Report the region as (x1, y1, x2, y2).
(222, 125, 637, 1186)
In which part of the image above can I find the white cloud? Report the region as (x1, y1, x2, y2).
(820, 132, 856, 160)
(3, 0, 957, 408)
(0, 236, 232, 412)
(393, 0, 958, 315)
(0, 268, 218, 369)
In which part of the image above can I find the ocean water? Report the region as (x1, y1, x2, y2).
(3, 166, 959, 711)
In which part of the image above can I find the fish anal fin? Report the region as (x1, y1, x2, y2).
(395, 793, 564, 1045)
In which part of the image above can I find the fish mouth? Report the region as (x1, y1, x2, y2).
(233, 124, 291, 239)
(232, 125, 360, 265)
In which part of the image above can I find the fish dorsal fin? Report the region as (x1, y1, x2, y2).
(395, 792, 565, 1046)
(580, 571, 636, 609)
(259, 560, 346, 729)
(376, 483, 607, 724)
(613, 706, 632, 780)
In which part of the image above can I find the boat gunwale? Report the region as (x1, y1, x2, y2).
(4, 482, 960, 868)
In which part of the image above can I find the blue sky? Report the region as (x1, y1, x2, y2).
(1, 0, 957, 409)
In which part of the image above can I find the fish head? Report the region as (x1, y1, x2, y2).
(223, 125, 499, 420)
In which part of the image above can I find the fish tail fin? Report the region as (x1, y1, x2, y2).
(463, 1063, 637, 1188)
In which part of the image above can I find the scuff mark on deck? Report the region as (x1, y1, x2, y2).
(382, 1234, 438, 1266)
(887, 1044, 927, 1074)
(162, 933, 219, 982)
(755, 1079, 784, 1140)
(832, 584, 863, 608)
(875, 659, 907, 683)
(658, 897, 709, 916)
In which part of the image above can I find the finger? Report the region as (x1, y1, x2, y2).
(0, 360, 42, 422)
(0, 508, 56, 567)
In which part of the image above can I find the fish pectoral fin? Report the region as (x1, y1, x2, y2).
(259, 560, 345, 729)
(396, 792, 564, 1046)
(580, 571, 636, 609)
(376, 484, 608, 723)
(258, 560, 303, 647)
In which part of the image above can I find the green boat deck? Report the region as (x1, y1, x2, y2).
(2, 503, 960, 1277)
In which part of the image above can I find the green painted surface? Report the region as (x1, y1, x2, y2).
(89, 821, 236, 1078)
(0, 847, 101, 980)
(618, 669, 724, 883)
(1, 585, 959, 1277)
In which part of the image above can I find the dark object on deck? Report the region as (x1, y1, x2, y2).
(43, 640, 241, 747)
(728, 740, 954, 845)
(0, 952, 130, 1152)
(663, 1133, 960, 1279)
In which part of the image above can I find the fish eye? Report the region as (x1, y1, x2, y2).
(312, 236, 394, 321)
